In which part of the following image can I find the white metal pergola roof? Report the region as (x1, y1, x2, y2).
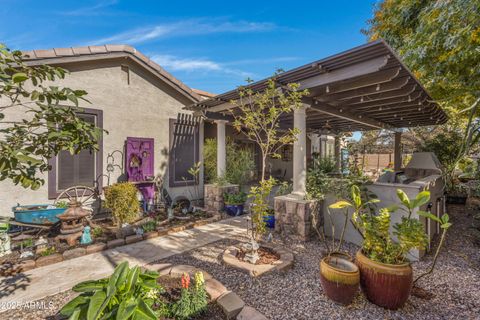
(189, 40, 447, 132)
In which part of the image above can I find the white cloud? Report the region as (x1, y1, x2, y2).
(151, 54, 253, 78)
(60, 0, 118, 16)
(87, 18, 276, 45)
(152, 55, 221, 72)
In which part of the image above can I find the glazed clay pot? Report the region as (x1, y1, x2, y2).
(355, 250, 412, 310)
(320, 255, 359, 305)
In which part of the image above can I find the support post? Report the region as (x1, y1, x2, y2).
(216, 120, 227, 177)
(394, 131, 402, 171)
(334, 135, 341, 173)
(292, 104, 308, 198)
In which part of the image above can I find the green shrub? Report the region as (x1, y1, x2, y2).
(38, 246, 56, 257)
(92, 226, 104, 238)
(104, 182, 139, 225)
(223, 192, 247, 205)
(249, 178, 276, 238)
(204, 138, 255, 186)
(142, 221, 157, 233)
(60, 262, 165, 320)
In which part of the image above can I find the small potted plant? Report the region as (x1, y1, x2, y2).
(331, 185, 452, 310)
(223, 191, 247, 216)
(263, 208, 275, 229)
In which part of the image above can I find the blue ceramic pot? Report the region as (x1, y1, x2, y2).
(263, 214, 275, 229)
(224, 204, 244, 216)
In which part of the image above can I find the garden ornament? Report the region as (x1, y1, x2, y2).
(20, 250, 34, 259)
(241, 236, 260, 264)
(80, 226, 92, 245)
(35, 236, 48, 254)
(0, 228, 11, 257)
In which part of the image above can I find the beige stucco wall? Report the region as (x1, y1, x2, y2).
(0, 57, 202, 217)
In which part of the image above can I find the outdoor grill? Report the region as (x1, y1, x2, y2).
(369, 152, 446, 259)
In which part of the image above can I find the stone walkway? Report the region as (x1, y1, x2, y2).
(0, 216, 248, 308)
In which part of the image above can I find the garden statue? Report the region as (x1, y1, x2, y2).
(80, 226, 92, 245)
(0, 228, 11, 257)
(241, 236, 260, 264)
(35, 236, 48, 254)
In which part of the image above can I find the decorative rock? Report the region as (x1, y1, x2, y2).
(35, 253, 63, 267)
(143, 231, 158, 240)
(237, 306, 268, 320)
(107, 238, 125, 249)
(205, 278, 228, 301)
(125, 234, 143, 244)
(218, 291, 245, 320)
(168, 226, 186, 234)
(157, 228, 169, 236)
(62, 247, 86, 260)
(86, 242, 106, 254)
(18, 259, 36, 272)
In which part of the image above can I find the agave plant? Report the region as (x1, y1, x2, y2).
(60, 261, 164, 320)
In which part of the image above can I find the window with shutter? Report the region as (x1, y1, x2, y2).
(48, 108, 103, 199)
(169, 115, 200, 187)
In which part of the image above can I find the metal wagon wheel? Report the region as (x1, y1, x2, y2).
(54, 186, 97, 213)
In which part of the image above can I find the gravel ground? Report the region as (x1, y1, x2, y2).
(2, 204, 479, 319)
(158, 204, 480, 320)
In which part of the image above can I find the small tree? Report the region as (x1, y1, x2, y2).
(230, 75, 308, 238)
(0, 44, 102, 189)
(230, 75, 309, 182)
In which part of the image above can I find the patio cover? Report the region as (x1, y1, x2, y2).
(188, 40, 447, 132)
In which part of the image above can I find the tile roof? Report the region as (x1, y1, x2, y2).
(22, 44, 201, 102)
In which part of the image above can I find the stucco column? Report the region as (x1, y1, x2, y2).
(292, 104, 308, 198)
(334, 135, 341, 173)
(394, 131, 402, 171)
(216, 120, 227, 177)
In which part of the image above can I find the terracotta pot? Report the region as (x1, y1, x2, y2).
(320, 256, 359, 305)
(355, 250, 412, 310)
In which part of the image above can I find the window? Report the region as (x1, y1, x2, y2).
(48, 108, 103, 198)
(169, 115, 199, 187)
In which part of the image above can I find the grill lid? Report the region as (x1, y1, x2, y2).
(405, 152, 442, 171)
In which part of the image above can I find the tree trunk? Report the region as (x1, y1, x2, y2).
(261, 154, 266, 182)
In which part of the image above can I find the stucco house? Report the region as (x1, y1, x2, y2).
(0, 44, 207, 216)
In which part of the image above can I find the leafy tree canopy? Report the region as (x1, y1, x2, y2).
(365, 0, 480, 108)
(0, 44, 103, 189)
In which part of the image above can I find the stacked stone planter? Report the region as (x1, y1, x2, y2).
(205, 184, 239, 212)
(274, 195, 319, 241)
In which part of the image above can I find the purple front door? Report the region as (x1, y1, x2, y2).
(125, 137, 155, 208)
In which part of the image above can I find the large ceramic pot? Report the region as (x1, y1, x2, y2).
(320, 255, 359, 305)
(263, 214, 275, 229)
(355, 250, 412, 310)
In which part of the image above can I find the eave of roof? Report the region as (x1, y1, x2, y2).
(21, 44, 201, 103)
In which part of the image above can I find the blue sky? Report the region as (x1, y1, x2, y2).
(1, 0, 377, 94)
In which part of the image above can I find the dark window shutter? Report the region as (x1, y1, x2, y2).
(48, 108, 103, 199)
(169, 114, 200, 187)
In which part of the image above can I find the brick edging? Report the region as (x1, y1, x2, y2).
(0, 213, 222, 276)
